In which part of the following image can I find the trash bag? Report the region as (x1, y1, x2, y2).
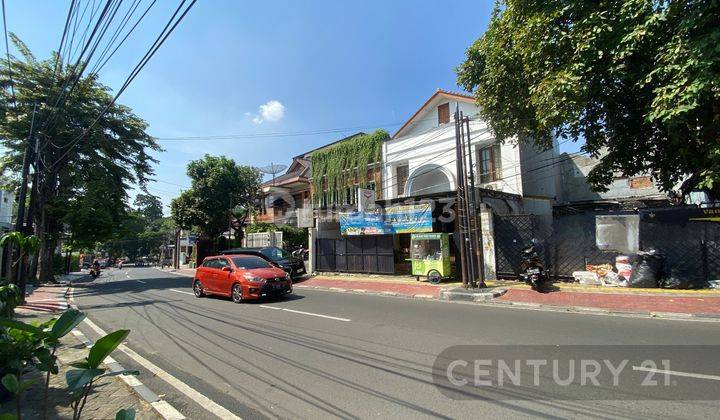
(660, 266, 708, 289)
(628, 250, 664, 288)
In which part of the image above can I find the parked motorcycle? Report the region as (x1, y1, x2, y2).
(519, 238, 545, 291)
(291, 245, 309, 261)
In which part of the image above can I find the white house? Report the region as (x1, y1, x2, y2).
(381, 89, 561, 214)
(0, 189, 14, 231)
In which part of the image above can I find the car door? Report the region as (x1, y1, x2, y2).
(199, 258, 219, 292)
(214, 257, 233, 296)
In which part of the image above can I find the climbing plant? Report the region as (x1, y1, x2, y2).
(310, 130, 388, 196)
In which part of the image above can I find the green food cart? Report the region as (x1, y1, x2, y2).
(410, 233, 451, 284)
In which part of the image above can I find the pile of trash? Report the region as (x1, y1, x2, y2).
(572, 250, 716, 289)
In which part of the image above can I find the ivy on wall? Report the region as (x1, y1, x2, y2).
(310, 129, 389, 194)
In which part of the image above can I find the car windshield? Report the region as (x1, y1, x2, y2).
(259, 247, 292, 261)
(231, 256, 273, 269)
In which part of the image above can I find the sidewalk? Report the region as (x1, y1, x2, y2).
(6, 303, 160, 419)
(496, 288, 720, 318)
(16, 285, 69, 313)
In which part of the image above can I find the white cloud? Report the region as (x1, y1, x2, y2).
(251, 100, 285, 124)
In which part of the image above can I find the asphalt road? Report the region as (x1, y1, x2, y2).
(72, 267, 720, 419)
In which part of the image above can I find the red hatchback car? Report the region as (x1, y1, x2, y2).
(193, 254, 292, 303)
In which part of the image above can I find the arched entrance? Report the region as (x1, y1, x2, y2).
(405, 164, 454, 196)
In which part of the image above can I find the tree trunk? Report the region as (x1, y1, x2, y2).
(37, 236, 56, 284)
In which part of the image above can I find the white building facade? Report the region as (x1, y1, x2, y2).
(382, 90, 560, 213)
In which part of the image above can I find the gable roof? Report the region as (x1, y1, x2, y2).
(393, 89, 476, 139)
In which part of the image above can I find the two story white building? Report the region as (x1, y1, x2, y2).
(382, 89, 561, 214)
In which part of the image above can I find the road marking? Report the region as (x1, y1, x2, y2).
(136, 280, 146, 284)
(259, 305, 351, 322)
(632, 366, 720, 381)
(170, 289, 195, 296)
(81, 317, 240, 419)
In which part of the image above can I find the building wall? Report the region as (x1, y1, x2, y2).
(382, 100, 525, 200)
(0, 189, 14, 230)
(558, 153, 665, 204)
(519, 138, 561, 200)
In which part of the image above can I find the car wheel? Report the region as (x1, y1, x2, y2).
(193, 280, 205, 297)
(231, 283, 243, 304)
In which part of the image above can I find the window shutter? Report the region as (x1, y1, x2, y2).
(438, 103, 450, 125)
(492, 144, 502, 180)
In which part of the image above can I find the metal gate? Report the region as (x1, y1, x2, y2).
(315, 235, 394, 274)
(640, 207, 720, 284)
(494, 214, 551, 276)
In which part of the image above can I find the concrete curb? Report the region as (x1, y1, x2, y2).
(439, 288, 508, 302)
(485, 299, 720, 322)
(66, 288, 186, 419)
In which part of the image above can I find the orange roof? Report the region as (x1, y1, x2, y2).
(392, 89, 476, 139)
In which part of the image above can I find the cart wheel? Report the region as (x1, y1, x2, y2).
(427, 269, 442, 284)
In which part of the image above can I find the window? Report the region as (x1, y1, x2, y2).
(232, 256, 273, 269)
(478, 144, 502, 183)
(396, 164, 409, 196)
(438, 103, 450, 125)
(259, 247, 292, 261)
(202, 258, 214, 268)
(216, 258, 230, 269)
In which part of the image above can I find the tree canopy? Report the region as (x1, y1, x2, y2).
(134, 193, 164, 222)
(0, 35, 160, 280)
(457, 0, 720, 196)
(171, 155, 261, 239)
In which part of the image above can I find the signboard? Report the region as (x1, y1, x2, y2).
(339, 203, 433, 235)
(595, 215, 639, 253)
(385, 203, 433, 234)
(297, 207, 314, 228)
(357, 188, 376, 212)
(339, 212, 386, 235)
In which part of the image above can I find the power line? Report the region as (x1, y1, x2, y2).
(92, 0, 158, 75)
(1, 0, 15, 108)
(49, 0, 198, 171)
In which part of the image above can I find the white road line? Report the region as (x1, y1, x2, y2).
(632, 366, 720, 381)
(136, 280, 146, 284)
(259, 305, 351, 322)
(170, 289, 195, 296)
(82, 317, 241, 419)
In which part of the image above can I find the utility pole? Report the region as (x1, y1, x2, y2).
(11, 103, 38, 287)
(459, 111, 477, 288)
(453, 108, 469, 288)
(465, 116, 486, 288)
(174, 228, 181, 269)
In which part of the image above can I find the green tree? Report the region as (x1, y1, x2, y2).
(0, 35, 160, 283)
(134, 193, 163, 222)
(171, 155, 261, 241)
(457, 1, 720, 197)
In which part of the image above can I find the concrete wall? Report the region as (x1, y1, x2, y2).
(558, 153, 665, 204)
(519, 138, 561, 200)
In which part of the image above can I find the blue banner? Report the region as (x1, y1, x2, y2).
(339, 203, 433, 235)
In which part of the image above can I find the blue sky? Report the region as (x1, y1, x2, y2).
(7, 0, 576, 212)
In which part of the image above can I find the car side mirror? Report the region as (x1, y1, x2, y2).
(222, 266, 232, 272)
